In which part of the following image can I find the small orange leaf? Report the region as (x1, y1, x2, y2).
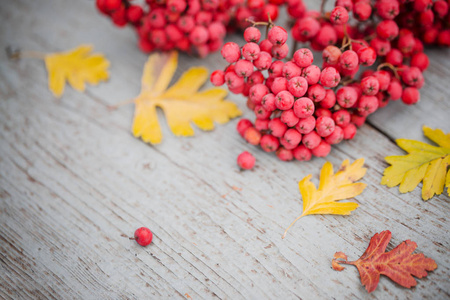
(332, 230, 437, 293)
(332, 252, 347, 271)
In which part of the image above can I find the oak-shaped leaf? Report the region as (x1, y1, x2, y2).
(381, 126, 450, 200)
(45, 45, 110, 97)
(332, 230, 437, 293)
(131, 51, 241, 144)
(282, 159, 367, 238)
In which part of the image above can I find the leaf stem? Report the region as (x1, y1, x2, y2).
(282, 214, 304, 239)
(108, 98, 135, 110)
(6, 46, 46, 60)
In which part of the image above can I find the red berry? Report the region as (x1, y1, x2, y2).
(330, 6, 349, 25)
(361, 76, 380, 96)
(271, 44, 289, 60)
(275, 91, 295, 110)
(237, 151, 256, 170)
(294, 17, 320, 40)
(370, 37, 391, 56)
(269, 118, 288, 137)
(301, 65, 321, 85)
(260, 134, 280, 152)
(376, 0, 399, 19)
(261, 93, 277, 111)
(134, 227, 153, 246)
(339, 50, 359, 70)
(287, 76, 308, 97)
(294, 97, 315, 118)
(210, 70, 225, 86)
(302, 131, 321, 149)
(292, 145, 312, 161)
(316, 116, 335, 137)
(249, 84, 269, 105)
(307, 84, 326, 102)
(268, 26, 288, 45)
(237, 119, 253, 137)
(320, 67, 341, 88)
(280, 128, 302, 149)
(242, 43, 261, 61)
(322, 45, 342, 65)
(342, 123, 357, 139)
(254, 52, 272, 70)
(376, 20, 399, 41)
(434, 0, 449, 18)
(244, 127, 262, 145)
(357, 47, 377, 66)
(244, 27, 262, 43)
(387, 78, 403, 100)
(271, 77, 288, 94)
(314, 24, 337, 48)
(354, 1, 372, 21)
(221, 42, 241, 63)
(126, 5, 144, 23)
(295, 115, 316, 134)
(358, 95, 379, 116)
(276, 147, 294, 161)
(336, 86, 358, 108)
(385, 49, 403, 66)
(282, 62, 302, 79)
(320, 89, 336, 109)
(311, 140, 331, 157)
(105, 0, 122, 11)
(332, 110, 351, 127)
(402, 87, 420, 105)
(281, 109, 300, 127)
(235, 59, 254, 78)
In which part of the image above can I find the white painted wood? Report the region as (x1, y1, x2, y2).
(0, 0, 449, 299)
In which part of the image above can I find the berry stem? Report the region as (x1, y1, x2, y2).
(377, 62, 401, 79)
(289, 40, 298, 61)
(320, 0, 328, 15)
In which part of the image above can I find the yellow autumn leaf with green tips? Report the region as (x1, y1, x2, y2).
(45, 45, 110, 97)
(131, 51, 242, 144)
(283, 159, 367, 238)
(381, 126, 450, 200)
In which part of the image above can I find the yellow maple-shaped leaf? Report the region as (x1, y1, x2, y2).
(131, 51, 242, 144)
(381, 126, 450, 200)
(44, 45, 110, 98)
(283, 159, 367, 238)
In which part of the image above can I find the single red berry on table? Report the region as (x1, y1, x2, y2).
(237, 151, 256, 170)
(134, 227, 153, 246)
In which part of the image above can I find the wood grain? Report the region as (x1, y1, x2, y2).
(0, 0, 449, 299)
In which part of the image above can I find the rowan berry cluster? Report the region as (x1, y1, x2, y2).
(95, 0, 287, 57)
(212, 0, 448, 161)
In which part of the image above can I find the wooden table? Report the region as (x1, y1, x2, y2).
(1, 0, 449, 298)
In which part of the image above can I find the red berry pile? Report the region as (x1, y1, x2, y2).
(212, 0, 450, 161)
(95, 0, 287, 56)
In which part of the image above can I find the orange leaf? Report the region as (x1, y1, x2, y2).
(332, 230, 437, 293)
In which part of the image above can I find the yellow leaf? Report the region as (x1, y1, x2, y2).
(381, 126, 450, 200)
(130, 51, 242, 144)
(44, 45, 110, 98)
(282, 159, 367, 238)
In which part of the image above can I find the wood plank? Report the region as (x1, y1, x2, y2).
(0, 0, 449, 299)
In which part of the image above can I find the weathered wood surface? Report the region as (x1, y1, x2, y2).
(0, 0, 449, 299)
